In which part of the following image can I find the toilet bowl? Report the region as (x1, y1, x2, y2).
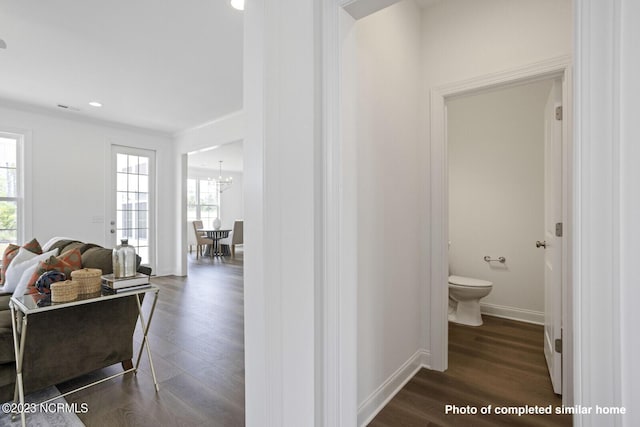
(448, 275, 493, 326)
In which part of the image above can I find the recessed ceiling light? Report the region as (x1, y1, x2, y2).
(230, 0, 244, 11)
(88, 101, 103, 107)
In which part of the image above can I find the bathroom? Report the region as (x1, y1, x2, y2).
(447, 78, 555, 326)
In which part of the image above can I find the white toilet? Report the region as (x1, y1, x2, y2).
(448, 275, 493, 326)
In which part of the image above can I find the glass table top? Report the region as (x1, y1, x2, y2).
(11, 284, 158, 314)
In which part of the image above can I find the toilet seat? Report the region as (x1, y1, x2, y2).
(449, 275, 492, 288)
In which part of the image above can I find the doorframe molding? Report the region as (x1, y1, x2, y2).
(322, 1, 360, 425)
(428, 56, 574, 404)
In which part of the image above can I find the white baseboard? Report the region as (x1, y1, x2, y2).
(357, 349, 430, 427)
(480, 302, 544, 325)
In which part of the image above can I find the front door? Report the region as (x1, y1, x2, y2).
(110, 146, 156, 272)
(543, 79, 563, 395)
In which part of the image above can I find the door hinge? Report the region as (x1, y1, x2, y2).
(555, 222, 563, 237)
(555, 338, 562, 353)
(555, 106, 563, 120)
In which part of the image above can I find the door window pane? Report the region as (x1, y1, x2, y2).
(115, 152, 152, 265)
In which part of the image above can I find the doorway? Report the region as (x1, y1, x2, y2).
(446, 77, 564, 395)
(186, 140, 244, 264)
(430, 58, 573, 405)
(110, 145, 156, 272)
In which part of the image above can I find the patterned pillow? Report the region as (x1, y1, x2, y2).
(0, 238, 43, 285)
(27, 248, 82, 294)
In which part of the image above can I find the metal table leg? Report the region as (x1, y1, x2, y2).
(9, 302, 28, 427)
(134, 290, 160, 392)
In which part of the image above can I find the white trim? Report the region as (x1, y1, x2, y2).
(480, 303, 544, 325)
(574, 1, 625, 425)
(357, 350, 431, 427)
(244, 0, 321, 424)
(173, 109, 245, 137)
(178, 153, 188, 276)
(429, 56, 573, 378)
(323, 1, 359, 426)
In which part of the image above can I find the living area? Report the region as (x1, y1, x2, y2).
(0, 1, 246, 426)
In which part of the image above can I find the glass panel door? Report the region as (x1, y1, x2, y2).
(111, 146, 155, 270)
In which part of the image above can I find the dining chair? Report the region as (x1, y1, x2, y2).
(230, 220, 243, 257)
(193, 220, 214, 259)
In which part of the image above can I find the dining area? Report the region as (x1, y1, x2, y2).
(191, 219, 243, 259)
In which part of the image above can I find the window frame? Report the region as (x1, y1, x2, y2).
(0, 130, 29, 247)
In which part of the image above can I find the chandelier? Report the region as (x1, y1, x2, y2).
(216, 160, 233, 193)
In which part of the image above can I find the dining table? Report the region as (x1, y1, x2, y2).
(197, 228, 232, 257)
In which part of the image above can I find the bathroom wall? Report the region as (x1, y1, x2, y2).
(355, 0, 423, 420)
(447, 80, 553, 323)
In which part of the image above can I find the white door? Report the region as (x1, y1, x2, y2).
(543, 79, 563, 394)
(110, 146, 156, 272)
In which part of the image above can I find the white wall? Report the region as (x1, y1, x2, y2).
(355, 0, 423, 420)
(421, 0, 572, 350)
(447, 80, 552, 323)
(0, 102, 177, 276)
(421, 0, 573, 86)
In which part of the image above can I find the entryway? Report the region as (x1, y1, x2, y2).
(430, 58, 573, 404)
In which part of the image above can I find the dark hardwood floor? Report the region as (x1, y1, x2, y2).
(58, 252, 245, 427)
(55, 255, 568, 427)
(370, 316, 572, 427)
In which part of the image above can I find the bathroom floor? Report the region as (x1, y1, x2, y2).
(369, 316, 571, 426)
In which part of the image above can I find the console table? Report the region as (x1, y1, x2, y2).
(8, 285, 160, 427)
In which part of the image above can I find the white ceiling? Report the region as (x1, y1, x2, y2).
(0, 0, 244, 134)
(188, 140, 243, 172)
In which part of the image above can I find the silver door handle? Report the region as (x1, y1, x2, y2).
(536, 240, 547, 248)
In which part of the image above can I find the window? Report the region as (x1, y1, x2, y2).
(0, 133, 21, 254)
(187, 178, 220, 229)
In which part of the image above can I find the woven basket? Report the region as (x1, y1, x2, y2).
(71, 268, 102, 294)
(51, 280, 78, 303)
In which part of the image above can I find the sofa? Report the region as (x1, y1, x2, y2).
(0, 239, 151, 402)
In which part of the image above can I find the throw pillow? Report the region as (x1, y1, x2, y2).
(2, 248, 58, 293)
(41, 236, 76, 252)
(0, 238, 43, 285)
(27, 248, 82, 294)
(12, 263, 39, 298)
